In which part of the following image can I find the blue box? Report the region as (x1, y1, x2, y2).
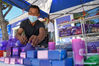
(39, 60, 51, 66)
(31, 59, 39, 66)
(27, 50, 37, 58)
(52, 60, 65, 66)
(65, 58, 73, 66)
(48, 49, 67, 60)
(23, 58, 32, 66)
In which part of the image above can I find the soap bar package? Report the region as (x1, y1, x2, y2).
(48, 49, 67, 60)
(37, 50, 48, 59)
(20, 52, 26, 58)
(31, 59, 40, 66)
(4, 57, 10, 64)
(27, 50, 37, 58)
(0, 57, 4, 62)
(10, 58, 17, 64)
(3, 51, 7, 57)
(6, 47, 13, 57)
(39, 60, 51, 66)
(65, 57, 73, 66)
(0, 50, 4, 57)
(12, 47, 20, 56)
(23, 58, 32, 66)
(52, 60, 65, 66)
(17, 58, 23, 64)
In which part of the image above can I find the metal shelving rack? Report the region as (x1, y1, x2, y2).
(57, 15, 99, 65)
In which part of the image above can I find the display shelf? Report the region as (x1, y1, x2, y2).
(84, 62, 96, 65)
(83, 53, 99, 56)
(58, 15, 99, 27)
(59, 32, 99, 38)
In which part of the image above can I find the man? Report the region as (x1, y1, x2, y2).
(16, 5, 48, 48)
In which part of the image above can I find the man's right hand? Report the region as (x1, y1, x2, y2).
(18, 35, 28, 44)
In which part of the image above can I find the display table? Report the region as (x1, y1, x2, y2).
(0, 62, 24, 66)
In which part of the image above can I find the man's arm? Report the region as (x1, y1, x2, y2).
(16, 28, 27, 44)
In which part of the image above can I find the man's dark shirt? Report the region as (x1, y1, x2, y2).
(20, 19, 48, 47)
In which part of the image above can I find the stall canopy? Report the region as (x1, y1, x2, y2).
(2, 0, 99, 19)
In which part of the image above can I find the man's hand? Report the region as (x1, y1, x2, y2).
(28, 35, 39, 47)
(18, 35, 28, 44)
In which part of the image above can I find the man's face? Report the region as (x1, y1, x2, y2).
(28, 8, 40, 17)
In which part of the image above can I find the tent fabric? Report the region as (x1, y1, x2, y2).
(50, 0, 93, 13)
(2, 0, 48, 18)
(2, 0, 97, 18)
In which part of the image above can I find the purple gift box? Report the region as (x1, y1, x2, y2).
(23, 43, 35, 52)
(6, 47, 13, 57)
(87, 41, 99, 53)
(12, 47, 20, 57)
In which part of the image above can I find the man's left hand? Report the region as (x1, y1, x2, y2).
(28, 35, 39, 47)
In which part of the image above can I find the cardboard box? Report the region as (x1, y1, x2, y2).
(31, 59, 39, 66)
(52, 60, 65, 66)
(17, 58, 23, 64)
(48, 50, 67, 60)
(23, 58, 32, 66)
(10, 58, 17, 64)
(65, 58, 73, 66)
(20, 52, 26, 58)
(0, 57, 4, 62)
(39, 60, 51, 66)
(37, 50, 48, 59)
(6, 47, 13, 57)
(27, 50, 37, 58)
(4, 57, 10, 64)
(3, 51, 7, 57)
(12, 47, 20, 57)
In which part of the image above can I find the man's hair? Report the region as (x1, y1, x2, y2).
(29, 5, 40, 13)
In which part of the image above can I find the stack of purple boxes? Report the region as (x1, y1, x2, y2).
(0, 39, 73, 66)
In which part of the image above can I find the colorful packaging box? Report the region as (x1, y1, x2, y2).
(31, 59, 39, 66)
(10, 58, 17, 64)
(27, 50, 37, 58)
(39, 60, 51, 66)
(17, 58, 23, 64)
(37, 50, 48, 59)
(6, 47, 13, 57)
(52, 60, 65, 66)
(48, 49, 67, 60)
(20, 52, 26, 58)
(31, 59, 51, 66)
(4, 57, 10, 64)
(0, 57, 4, 62)
(65, 57, 73, 66)
(3, 51, 7, 57)
(12, 47, 20, 57)
(97, 47, 99, 53)
(0, 50, 4, 57)
(23, 58, 32, 66)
